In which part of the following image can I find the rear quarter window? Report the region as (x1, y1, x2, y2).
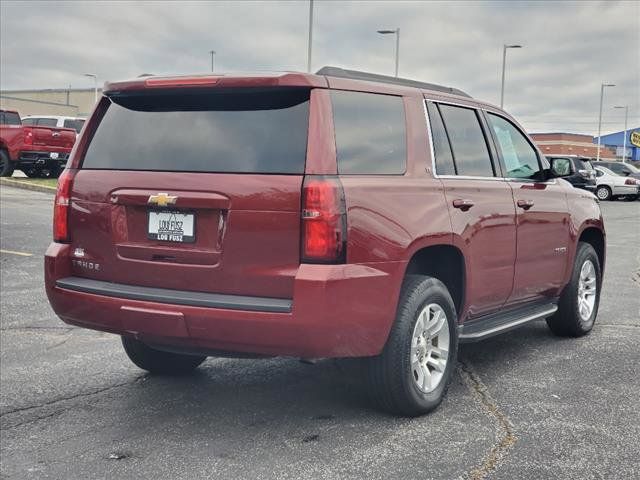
(331, 90, 406, 174)
(81, 89, 310, 174)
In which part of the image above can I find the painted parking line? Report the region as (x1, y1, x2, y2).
(0, 249, 33, 257)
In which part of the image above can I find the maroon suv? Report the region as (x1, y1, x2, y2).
(45, 67, 605, 416)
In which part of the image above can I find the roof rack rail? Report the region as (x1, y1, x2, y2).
(316, 66, 472, 98)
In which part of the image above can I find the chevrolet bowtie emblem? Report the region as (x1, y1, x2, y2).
(148, 193, 177, 207)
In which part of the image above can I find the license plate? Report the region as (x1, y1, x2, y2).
(148, 211, 195, 243)
(49, 152, 59, 159)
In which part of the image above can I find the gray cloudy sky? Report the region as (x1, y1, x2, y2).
(1, 0, 638, 134)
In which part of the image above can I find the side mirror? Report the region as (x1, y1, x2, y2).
(548, 158, 572, 178)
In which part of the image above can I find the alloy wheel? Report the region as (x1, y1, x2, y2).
(410, 303, 450, 393)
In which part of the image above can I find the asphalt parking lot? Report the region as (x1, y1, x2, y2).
(1, 185, 638, 480)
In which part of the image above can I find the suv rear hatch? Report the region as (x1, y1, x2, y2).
(68, 87, 310, 300)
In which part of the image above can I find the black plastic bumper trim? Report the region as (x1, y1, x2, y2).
(56, 276, 292, 313)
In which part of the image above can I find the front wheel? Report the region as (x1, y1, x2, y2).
(546, 242, 601, 337)
(363, 275, 458, 416)
(121, 336, 206, 375)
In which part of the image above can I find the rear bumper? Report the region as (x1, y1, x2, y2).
(612, 185, 639, 196)
(45, 243, 405, 358)
(18, 151, 69, 168)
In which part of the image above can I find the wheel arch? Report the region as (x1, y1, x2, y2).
(403, 244, 466, 317)
(578, 226, 606, 274)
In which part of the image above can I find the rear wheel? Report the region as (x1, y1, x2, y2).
(121, 336, 206, 375)
(596, 186, 612, 201)
(0, 150, 15, 177)
(363, 275, 458, 416)
(546, 242, 601, 337)
(23, 168, 44, 178)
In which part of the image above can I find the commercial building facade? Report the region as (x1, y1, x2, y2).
(598, 128, 640, 162)
(0, 88, 100, 117)
(531, 133, 616, 160)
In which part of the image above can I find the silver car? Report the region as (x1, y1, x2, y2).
(594, 166, 640, 201)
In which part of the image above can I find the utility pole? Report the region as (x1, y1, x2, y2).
(209, 50, 216, 73)
(500, 44, 522, 109)
(596, 83, 615, 161)
(377, 28, 400, 77)
(307, 0, 314, 72)
(83, 73, 98, 104)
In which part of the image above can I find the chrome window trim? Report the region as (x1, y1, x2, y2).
(423, 98, 502, 181)
(424, 97, 558, 185)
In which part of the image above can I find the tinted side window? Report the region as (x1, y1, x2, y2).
(487, 113, 540, 179)
(37, 118, 58, 127)
(426, 101, 456, 175)
(22, 118, 36, 126)
(331, 90, 406, 174)
(1, 112, 21, 125)
(438, 104, 494, 177)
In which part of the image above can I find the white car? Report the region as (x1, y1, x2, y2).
(21, 115, 85, 135)
(594, 166, 640, 201)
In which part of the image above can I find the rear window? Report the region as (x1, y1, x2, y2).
(37, 118, 58, 127)
(331, 90, 406, 174)
(63, 119, 85, 133)
(82, 89, 310, 174)
(1, 111, 21, 125)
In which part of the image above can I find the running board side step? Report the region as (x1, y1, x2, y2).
(458, 303, 558, 343)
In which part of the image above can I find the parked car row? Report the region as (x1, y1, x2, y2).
(0, 110, 82, 177)
(545, 155, 639, 201)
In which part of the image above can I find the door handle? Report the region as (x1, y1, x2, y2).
(51, 132, 61, 137)
(517, 199, 535, 210)
(452, 199, 474, 211)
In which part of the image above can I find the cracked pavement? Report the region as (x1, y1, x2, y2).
(1, 186, 639, 479)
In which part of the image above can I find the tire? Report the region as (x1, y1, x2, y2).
(363, 275, 458, 416)
(546, 242, 601, 337)
(121, 336, 206, 375)
(23, 168, 44, 178)
(0, 150, 15, 177)
(44, 165, 62, 178)
(595, 186, 612, 201)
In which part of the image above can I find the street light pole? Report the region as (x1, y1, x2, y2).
(500, 44, 522, 109)
(614, 105, 629, 163)
(377, 28, 400, 77)
(83, 73, 98, 104)
(307, 0, 314, 73)
(209, 50, 216, 73)
(596, 83, 615, 161)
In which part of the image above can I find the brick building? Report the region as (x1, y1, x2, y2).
(530, 132, 616, 160)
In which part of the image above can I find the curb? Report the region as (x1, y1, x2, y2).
(0, 178, 57, 195)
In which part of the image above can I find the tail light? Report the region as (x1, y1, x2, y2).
(53, 169, 76, 242)
(625, 178, 639, 186)
(301, 176, 346, 263)
(24, 129, 33, 145)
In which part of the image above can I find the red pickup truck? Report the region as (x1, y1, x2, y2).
(0, 109, 76, 178)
